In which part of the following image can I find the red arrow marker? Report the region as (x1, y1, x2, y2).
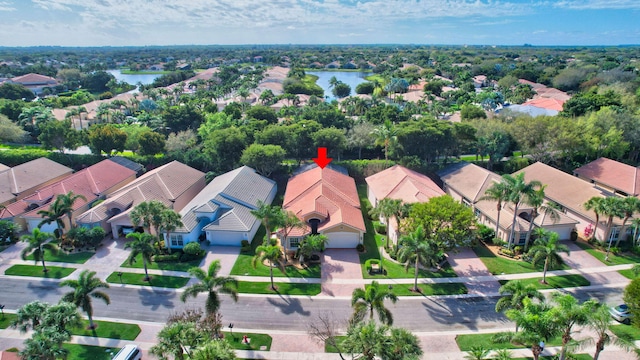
(313, 147, 332, 169)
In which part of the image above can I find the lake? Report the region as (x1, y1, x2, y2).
(307, 71, 370, 101)
(107, 70, 161, 86)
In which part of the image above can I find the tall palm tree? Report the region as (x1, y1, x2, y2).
(528, 229, 570, 284)
(252, 244, 283, 291)
(37, 191, 85, 238)
(631, 217, 640, 247)
(279, 210, 305, 263)
(616, 196, 640, 248)
(502, 173, 542, 248)
(550, 293, 598, 360)
(11, 300, 49, 332)
(21, 228, 58, 273)
(370, 198, 401, 249)
(124, 232, 157, 281)
(584, 196, 606, 241)
(372, 120, 398, 167)
(159, 209, 183, 254)
(181, 260, 239, 315)
(588, 303, 637, 360)
(150, 321, 204, 360)
(20, 326, 70, 360)
(523, 187, 560, 252)
(397, 225, 440, 292)
(351, 281, 398, 325)
(59, 270, 110, 330)
(495, 280, 544, 332)
(479, 180, 511, 241)
(129, 200, 167, 235)
(601, 197, 625, 260)
(250, 201, 283, 245)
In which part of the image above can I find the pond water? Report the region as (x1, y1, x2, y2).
(306, 71, 370, 102)
(107, 70, 161, 86)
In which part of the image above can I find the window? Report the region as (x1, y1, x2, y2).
(289, 237, 300, 248)
(170, 234, 184, 247)
(474, 208, 481, 218)
(609, 227, 620, 242)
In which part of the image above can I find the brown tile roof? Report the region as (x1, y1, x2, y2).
(1, 159, 135, 220)
(0, 158, 73, 204)
(11, 73, 57, 85)
(366, 165, 444, 204)
(573, 157, 640, 196)
(283, 166, 365, 233)
(514, 162, 611, 224)
(438, 162, 502, 203)
(77, 161, 204, 224)
(521, 97, 565, 112)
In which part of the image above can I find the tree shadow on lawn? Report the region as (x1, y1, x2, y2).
(267, 295, 311, 317)
(138, 287, 177, 311)
(421, 295, 509, 331)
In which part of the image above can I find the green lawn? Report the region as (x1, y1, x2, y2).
(71, 320, 141, 340)
(5, 264, 75, 278)
(456, 333, 562, 351)
(25, 249, 94, 264)
(120, 253, 204, 272)
(574, 241, 640, 265)
(222, 332, 272, 351)
(63, 344, 119, 360)
(513, 355, 592, 360)
(106, 271, 189, 288)
(473, 244, 569, 275)
(0, 313, 17, 329)
(370, 282, 467, 296)
(237, 281, 321, 296)
(610, 324, 640, 340)
(230, 226, 321, 278)
(498, 275, 590, 290)
(619, 269, 637, 279)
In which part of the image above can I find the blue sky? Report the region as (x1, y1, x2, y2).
(0, 0, 638, 46)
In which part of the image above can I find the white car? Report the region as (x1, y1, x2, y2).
(610, 304, 632, 325)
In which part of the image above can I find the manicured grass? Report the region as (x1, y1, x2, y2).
(0, 313, 17, 329)
(473, 244, 568, 275)
(26, 249, 94, 264)
(498, 275, 591, 290)
(5, 264, 75, 278)
(237, 281, 321, 296)
(71, 320, 141, 340)
(619, 269, 637, 279)
(364, 74, 386, 83)
(121, 253, 204, 272)
(456, 333, 562, 351)
(62, 344, 119, 360)
(222, 332, 272, 351)
(574, 240, 640, 265)
(106, 271, 189, 288)
(371, 282, 467, 296)
(230, 226, 321, 278)
(513, 355, 592, 360)
(610, 324, 640, 340)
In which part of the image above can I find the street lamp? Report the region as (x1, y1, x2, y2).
(0, 304, 5, 319)
(229, 323, 234, 337)
(117, 272, 123, 284)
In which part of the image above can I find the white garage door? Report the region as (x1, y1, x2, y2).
(325, 232, 359, 249)
(208, 231, 243, 246)
(546, 225, 574, 241)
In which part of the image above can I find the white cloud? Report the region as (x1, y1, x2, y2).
(552, 0, 640, 10)
(532, 30, 547, 34)
(0, 1, 15, 11)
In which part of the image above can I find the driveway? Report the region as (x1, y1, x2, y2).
(201, 245, 240, 276)
(447, 247, 501, 295)
(320, 249, 363, 297)
(560, 241, 629, 285)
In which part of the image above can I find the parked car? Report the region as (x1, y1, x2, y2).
(610, 304, 632, 325)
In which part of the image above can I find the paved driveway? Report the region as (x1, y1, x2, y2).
(560, 241, 629, 285)
(447, 247, 501, 295)
(320, 249, 363, 297)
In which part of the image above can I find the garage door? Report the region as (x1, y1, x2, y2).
(208, 231, 243, 246)
(28, 220, 59, 234)
(325, 232, 359, 249)
(546, 225, 574, 241)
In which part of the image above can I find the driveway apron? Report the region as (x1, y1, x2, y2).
(320, 249, 363, 297)
(447, 247, 501, 295)
(559, 241, 629, 286)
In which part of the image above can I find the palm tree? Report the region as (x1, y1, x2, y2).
(370, 198, 401, 249)
(279, 210, 305, 263)
(491, 349, 514, 360)
(124, 232, 157, 281)
(385, 326, 423, 360)
(252, 244, 283, 290)
(341, 321, 388, 360)
(181, 260, 239, 315)
(298, 234, 328, 263)
(588, 303, 637, 360)
(616, 196, 640, 248)
(159, 209, 183, 254)
(21, 228, 58, 272)
(129, 200, 167, 235)
(550, 293, 598, 360)
(523, 187, 560, 252)
(37, 192, 85, 238)
(150, 321, 204, 360)
(189, 339, 237, 360)
(20, 327, 70, 360)
(479, 180, 511, 241)
(59, 270, 110, 330)
(601, 197, 625, 260)
(584, 196, 606, 241)
(495, 280, 544, 331)
(397, 225, 440, 292)
(372, 120, 398, 167)
(250, 201, 283, 245)
(502, 173, 542, 248)
(464, 346, 490, 360)
(528, 229, 570, 284)
(11, 300, 49, 332)
(632, 217, 640, 247)
(351, 281, 398, 325)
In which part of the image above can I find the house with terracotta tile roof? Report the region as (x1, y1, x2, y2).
(366, 165, 445, 243)
(282, 166, 365, 249)
(573, 157, 640, 197)
(0, 159, 136, 233)
(0, 158, 73, 206)
(514, 162, 619, 241)
(438, 162, 578, 243)
(167, 166, 276, 248)
(76, 161, 205, 238)
(7, 73, 59, 95)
